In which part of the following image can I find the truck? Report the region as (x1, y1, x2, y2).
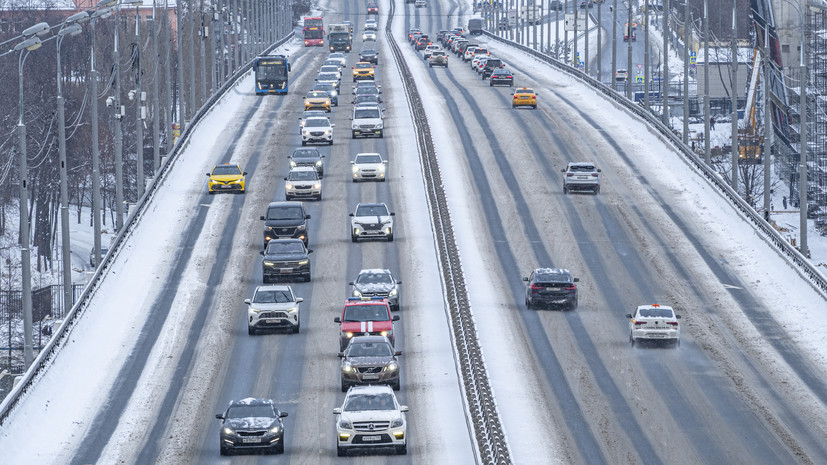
(468, 16, 484, 35)
(519, 4, 542, 25)
(624, 22, 637, 41)
(328, 23, 352, 52)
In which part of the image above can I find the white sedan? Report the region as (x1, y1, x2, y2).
(351, 152, 388, 182)
(626, 304, 682, 347)
(363, 30, 377, 41)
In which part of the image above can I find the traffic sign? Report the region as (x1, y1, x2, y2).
(635, 76, 644, 83)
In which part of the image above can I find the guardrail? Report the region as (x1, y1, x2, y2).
(484, 31, 827, 300)
(0, 32, 295, 426)
(388, 3, 511, 465)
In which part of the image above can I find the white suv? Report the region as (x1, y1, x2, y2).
(351, 152, 388, 182)
(562, 161, 601, 194)
(244, 285, 302, 334)
(334, 385, 408, 456)
(351, 104, 384, 139)
(350, 202, 394, 242)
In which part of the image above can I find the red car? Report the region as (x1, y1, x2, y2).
(415, 37, 431, 50)
(367, 2, 379, 13)
(334, 297, 399, 351)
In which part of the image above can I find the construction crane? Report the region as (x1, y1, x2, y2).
(739, 48, 764, 163)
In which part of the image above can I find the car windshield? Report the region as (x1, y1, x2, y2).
(318, 73, 338, 81)
(323, 59, 340, 67)
(343, 393, 395, 412)
(253, 289, 294, 303)
(356, 154, 382, 164)
(356, 87, 378, 96)
(354, 96, 379, 105)
(292, 149, 320, 159)
(267, 206, 303, 220)
(357, 271, 393, 284)
(355, 205, 389, 216)
(362, 49, 376, 54)
(266, 241, 305, 254)
(638, 308, 675, 318)
(226, 404, 275, 419)
(307, 91, 328, 99)
(302, 111, 326, 119)
(314, 84, 335, 92)
(343, 304, 389, 322)
(355, 63, 372, 69)
(304, 118, 330, 128)
(432, 51, 445, 56)
(347, 341, 393, 357)
(515, 89, 534, 94)
(570, 165, 596, 172)
(535, 273, 568, 283)
(320, 66, 339, 74)
(212, 165, 241, 176)
(354, 108, 380, 119)
(288, 170, 318, 181)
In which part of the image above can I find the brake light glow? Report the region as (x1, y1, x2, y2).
(564, 285, 576, 290)
(530, 284, 544, 290)
(634, 320, 647, 326)
(666, 321, 679, 327)
(591, 173, 599, 177)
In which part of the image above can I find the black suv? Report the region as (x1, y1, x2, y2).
(216, 398, 288, 455)
(261, 201, 311, 248)
(523, 268, 579, 310)
(261, 239, 313, 282)
(360, 48, 379, 64)
(481, 58, 504, 80)
(289, 147, 325, 176)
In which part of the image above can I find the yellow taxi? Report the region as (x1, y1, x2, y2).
(207, 163, 247, 194)
(512, 87, 537, 109)
(352, 62, 376, 82)
(304, 90, 332, 112)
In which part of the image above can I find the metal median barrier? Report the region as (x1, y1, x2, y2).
(0, 32, 295, 426)
(387, 2, 512, 464)
(484, 31, 827, 300)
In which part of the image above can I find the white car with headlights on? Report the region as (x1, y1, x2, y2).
(301, 116, 334, 146)
(351, 152, 388, 182)
(334, 385, 408, 456)
(350, 202, 395, 242)
(284, 166, 322, 201)
(245, 285, 302, 334)
(626, 304, 682, 347)
(351, 104, 384, 139)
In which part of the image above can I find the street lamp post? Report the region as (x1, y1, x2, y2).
(14, 21, 50, 369)
(55, 13, 87, 323)
(134, 4, 145, 199)
(704, 0, 710, 165)
(682, 0, 689, 144)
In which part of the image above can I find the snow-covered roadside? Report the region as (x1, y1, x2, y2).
(0, 65, 271, 463)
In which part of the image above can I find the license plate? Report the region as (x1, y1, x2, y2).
(649, 333, 666, 338)
(280, 268, 293, 273)
(361, 435, 381, 441)
(362, 374, 380, 380)
(577, 176, 588, 179)
(242, 437, 261, 443)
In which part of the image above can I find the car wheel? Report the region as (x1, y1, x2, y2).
(274, 440, 285, 454)
(208, 190, 215, 195)
(351, 234, 357, 243)
(220, 445, 229, 456)
(525, 297, 533, 310)
(301, 140, 306, 146)
(629, 333, 635, 347)
(387, 233, 394, 242)
(532, 104, 536, 108)
(512, 104, 516, 109)
(248, 326, 255, 336)
(429, 63, 433, 67)
(337, 446, 346, 457)
(594, 186, 600, 195)
(675, 339, 681, 348)
(328, 140, 333, 146)
(392, 379, 401, 391)
(489, 81, 493, 87)
(569, 299, 577, 311)
(341, 379, 349, 392)
(396, 445, 407, 455)
(563, 186, 568, 195)
(304, 273, 311, 282)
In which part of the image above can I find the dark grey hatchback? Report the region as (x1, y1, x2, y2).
(216, 398, 288, 455)
(523, 268, 579, 310)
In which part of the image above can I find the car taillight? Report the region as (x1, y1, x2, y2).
(564, 285, 576, 290)
(634, 320, 647, 326)
(530, 284, 544, 290)
(666, 321, 679, 327)
(507, 76, 513, 79)
(566, 173, 573, 177)
(591, 173, 599, 177)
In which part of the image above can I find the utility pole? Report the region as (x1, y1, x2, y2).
(682, 0, 689, 144)
(645, 1, 650, 110)
(135, 8, 145, 199)
(114, 4, 125, 231)
(597, 1, 601, 81)
(584, 0, 589, 74)
(704, 0, 710, 165)
(763, 22, 772, 221)
(626, 0, 632, 99)
(176, 0, 187, 131)
(799, 9, 809, 256)
(573, 0, 578, 68)
(188, 0, 197, 112)
(163, 0, 173, 153)
(199, 0, 207, 103)
(663, 0, 670, 125)
(731, 6, 738, 191)
(150, 7, 160, 173)
(612, 0, 617, 90)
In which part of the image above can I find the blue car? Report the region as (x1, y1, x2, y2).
(313, 83, 339, 106)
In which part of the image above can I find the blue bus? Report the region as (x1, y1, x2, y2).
(253, 55, 290, 95)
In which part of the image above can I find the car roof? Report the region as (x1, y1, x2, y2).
(305, 116, 331, 123)
(534, 267, 571, 275)
(568, 162, 597, 168)
(227, 397, 274, 407)
(358, 268, 392, 275)
(346, 384, 394, 396)
(255, 284, 293, 293)
(356, 202, 388, 208)
(348, 335, 393, 345)
(289, 166, 317, 172)
(356, 152, 382, 157)
(636, 304, 674, 312)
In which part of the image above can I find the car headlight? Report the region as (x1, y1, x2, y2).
(296, 224, 305, 231)
(378, 164, 386, 172)
(222, 426, 235, 435)
(386, 361, 398, 372)
(297, 259, 309, 265)
(290, 160, 297, 167)
(342, 362, 354, 373)
(380, 330, 391, 337)
(230, 179, 241, 184)
(286, 306, 298, 313)
(345, 332, 354, 339)
(352, 165, 359, 173)
(313, 183, 321, 189)
(390, 418, 404, 428)
(263, 261, 275, 266)
(389, 289, 397, 297)
(352, 289, 362, 297)
(352, 124, 358, 130)
(323, 130, 331, 135)
(315, 160, 323, 166)
(269, 425, 282, 434)
(377, 123, 384, 129)
(339, 420, 352, 429)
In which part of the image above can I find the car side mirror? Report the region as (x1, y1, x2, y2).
(522, 277, 529, 281)
(560, 169, 566, 172)
(400, 405, 409, 412)
(338, 352, 345, 358)
(390, 212, 395, 216)
(260, 215, 265, 220)
(331, 124, 335, 127)
(244, 299, 251, 305)
(383, 160, 388, 164)
(296, 297, 304, 303)
(597, 169, 602, 172)
(676, 315, 682, 319)
(279, 412, 288, 418)
(625, 314, 633, 319)
(206, 173, 210, 176)
(395, 350, 403, 356)
(349, 213, 355, 217)
(215, 414, 224, 420)
(243, 172, 248, 176)
(259, 251, 265, 256)
(573, 278, 580, 282)
(334, 317, 341, 323)
(284, 177, 288, 180)
(396, 280, 402, 284)
(392, 315, 400, 321)
(333, 408, 342, 414)
(350, 161, 355, 164)
(348, 281, 354, 285)
(307, 249, 313, 254)
(305, 214, 311, 219)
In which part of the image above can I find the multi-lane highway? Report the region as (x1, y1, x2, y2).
(2, 0, 827, 464)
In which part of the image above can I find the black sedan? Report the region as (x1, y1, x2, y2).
(260, 238, 312, 282)
(523, 268, 579, 310)
(489, 69, 514, 87)
(360, 48, 379, 64)
(216, 398, 288, 455)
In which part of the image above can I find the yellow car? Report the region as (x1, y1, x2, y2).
(207, 163, 247, 194)
(352, 62, 375, 82)
(304, 90, 332, 112)
(512, 87, 537, 109)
